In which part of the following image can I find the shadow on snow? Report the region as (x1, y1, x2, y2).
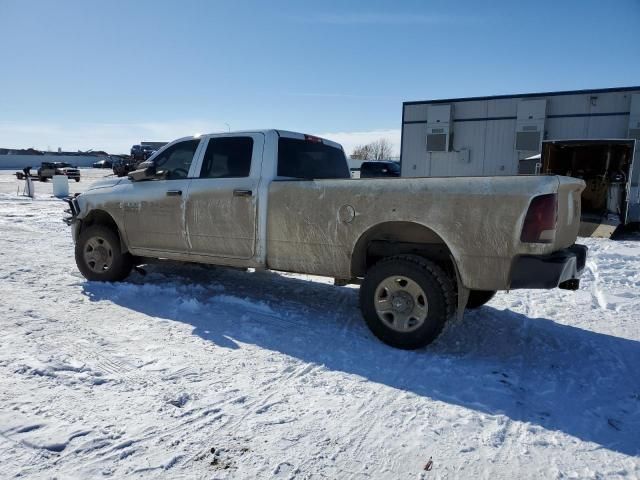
(82, 262, 640, 456)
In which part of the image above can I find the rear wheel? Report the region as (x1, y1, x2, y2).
(360, 255, 455, 349)
(74, 178, 80, 182)
(466, 290, 496, 309)
(75, 225, 132, 282)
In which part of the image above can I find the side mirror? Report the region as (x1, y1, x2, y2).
(128, 161, 156, 182)
(144, 164, 157, 177)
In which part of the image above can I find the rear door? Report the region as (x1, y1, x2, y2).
(185, 133, 264, 258)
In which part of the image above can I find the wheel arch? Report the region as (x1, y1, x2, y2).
(79, 209, 128, 253)
(350, 221, 458, 278)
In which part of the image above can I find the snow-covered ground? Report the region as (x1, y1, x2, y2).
(1, 171, 639, 479)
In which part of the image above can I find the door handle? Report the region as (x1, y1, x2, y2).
(233, 189, 253, 197)
(166, 190, 182, 196)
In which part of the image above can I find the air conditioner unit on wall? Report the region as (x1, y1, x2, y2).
(515, 99, 546, 152)
(426, 127, 449, 152)
(426, 104, 452, 152)
(516, 125, 543, 151)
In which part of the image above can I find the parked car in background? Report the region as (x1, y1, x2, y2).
(130, 145, 156, 162)
(360, 161, 401, 178)
(113, 157, 142, 177)
(92, 159, 113, 169)
(37, 162, 80, 182)
(130, 145, 144, 161)
(65, 129, 587, 350)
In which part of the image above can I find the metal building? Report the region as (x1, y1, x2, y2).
(400, 86, 640, 229)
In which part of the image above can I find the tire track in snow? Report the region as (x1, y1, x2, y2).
(0, 430, 53, 479)
(14, 327, 216, 471)
(476, 307, 532, 470)
(30, 319, 203, 386)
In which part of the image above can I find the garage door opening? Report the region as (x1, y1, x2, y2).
(541, 139, 636, 236)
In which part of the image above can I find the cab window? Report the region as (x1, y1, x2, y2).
(277, 137, 350, 179)
(153, 139, 200, 180)
(199, 137, 253, 178)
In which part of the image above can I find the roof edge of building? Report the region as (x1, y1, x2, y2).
(403, 85, 640, 107)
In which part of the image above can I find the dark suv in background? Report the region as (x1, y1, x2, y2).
(117, 145, 157, 177)
(130, 145, 156, 161)
(359, 161, 401, 178)
(113, 157, 139, 177)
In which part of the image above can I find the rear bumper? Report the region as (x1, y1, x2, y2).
(509, 244, 588, 290)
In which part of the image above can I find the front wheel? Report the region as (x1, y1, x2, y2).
(75, 225, 132, 282)
(74, 178, 80, 182)
(359, 255, 456, 350)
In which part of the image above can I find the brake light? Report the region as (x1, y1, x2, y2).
(520, 193, 557, 243)
(304, 134, 322, 143)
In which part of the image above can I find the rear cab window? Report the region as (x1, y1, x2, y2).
(277, 137, 350, 179)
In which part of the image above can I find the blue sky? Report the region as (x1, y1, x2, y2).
(0, 0, 639, 154)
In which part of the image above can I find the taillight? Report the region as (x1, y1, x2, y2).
(520, 193, 557, 243)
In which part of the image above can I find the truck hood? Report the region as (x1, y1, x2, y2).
(86, 177, 129, 191)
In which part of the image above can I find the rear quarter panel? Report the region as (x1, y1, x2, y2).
(554, 176, 585, 249)
(266, 175, 579, 290)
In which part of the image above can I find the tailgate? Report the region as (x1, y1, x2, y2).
(554, 176, 585, 249)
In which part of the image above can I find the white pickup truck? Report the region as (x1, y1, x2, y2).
(64, 130, 587, 349)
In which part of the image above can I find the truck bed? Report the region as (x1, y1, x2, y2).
(266, 175, 584, 290)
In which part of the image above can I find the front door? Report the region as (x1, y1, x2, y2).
(185, 133, 263, 258)
(124, 138, 202, 254)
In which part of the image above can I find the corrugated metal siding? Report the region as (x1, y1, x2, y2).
(448, 121, 485, 176)
(586, 115, 629, 138)
(546, 117, 588, 139)
(452, 100, 487, 119)
(401, 123, 429, 176)
(487, 98, 516, 117)
(484, 119, 518, 175)
(403, 104, 428, 122)
(545, 94, 589, 116)
(401, 88, 640, 178)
